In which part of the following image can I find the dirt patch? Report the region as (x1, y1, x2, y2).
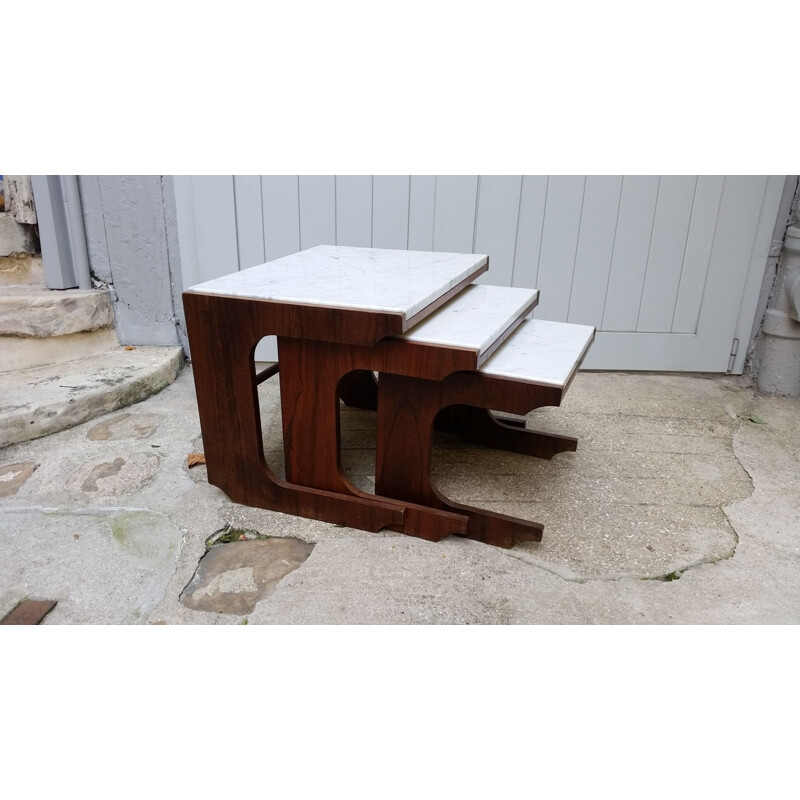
(0, 462, 37, 498)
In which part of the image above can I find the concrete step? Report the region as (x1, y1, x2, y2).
(2, 328, 120, 374)
(1, 286, 118, 373)
(0, 345, 184, 447)
(0, 254, 44, 286)
(0, 286, 113, 337)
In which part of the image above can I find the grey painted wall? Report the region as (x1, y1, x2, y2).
(79, 175, 185, 348)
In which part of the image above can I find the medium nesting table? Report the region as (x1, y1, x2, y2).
(182, 245, 594, 549)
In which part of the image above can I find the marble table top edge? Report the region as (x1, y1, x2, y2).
(479, 318, 596, 389)
(399, 284, 540, 355)
(185, 246, 489, 320)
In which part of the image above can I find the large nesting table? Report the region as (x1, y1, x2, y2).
(183, 245, 594, 548)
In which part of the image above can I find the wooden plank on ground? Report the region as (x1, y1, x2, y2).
(1, 600, 57, 625)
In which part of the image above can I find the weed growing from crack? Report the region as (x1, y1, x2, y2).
(205, 524, 269, 550)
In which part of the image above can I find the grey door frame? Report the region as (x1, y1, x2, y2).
(29, 175, 92, 290)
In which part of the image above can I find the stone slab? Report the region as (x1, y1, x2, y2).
(1, 328, 119, 374)
(180, 538, 315, 615)
(0, 345, 184, 447)
(0, 287, 113, 337)
(0, 213, 38, 257)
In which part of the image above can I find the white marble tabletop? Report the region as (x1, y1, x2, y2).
(185, 245, 488, 322)
(398, 284, 539, 358)
(479, 318, 596, 389)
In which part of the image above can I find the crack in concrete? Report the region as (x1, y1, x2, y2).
(495, 412, 751, 586)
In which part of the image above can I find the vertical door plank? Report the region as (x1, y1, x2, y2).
(408, 176, 436, 251)
(696, 176, 769, 347)
(258, 176, 299, 361)
(432, 175, 478, 253)
(233, 175, 265, 268)
(262, 176, 300, 260)
(335, 176, 372, 246)
(535, 175, 586, 321)
(511, 176, 548, 288)
(671, 176, 725, 333)
(192, 175, 239, 282)
(299, 175, 336, 249)
(473, 176, 522, 286)
(637, 176, 697, 331)
(372, 176, 410, 250)
(568, 175, 623, 327)
(732, 175, 789, 372)
(602, 176, 660, 331)
(172, 176, 199, 288)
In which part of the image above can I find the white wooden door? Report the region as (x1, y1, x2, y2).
(173, 175, 788, 371)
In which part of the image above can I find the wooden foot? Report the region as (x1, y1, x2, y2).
(376, 372, 565, 548)
(435, 405, 577, 459)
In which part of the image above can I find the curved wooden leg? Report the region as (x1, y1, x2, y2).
(376, 373, 546, 548)
(278, 337, 467, 541)
(183, 293, 465, 538)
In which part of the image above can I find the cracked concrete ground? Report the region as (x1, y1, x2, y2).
(0, 364, 798, 624)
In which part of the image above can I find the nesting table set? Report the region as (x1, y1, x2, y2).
(183, 245, 594, 549)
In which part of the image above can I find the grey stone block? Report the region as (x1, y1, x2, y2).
(0, 213, 38, 257)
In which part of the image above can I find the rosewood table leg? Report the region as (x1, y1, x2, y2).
(277, 336, 468, 542)
(183, 292, 464, 536)
(339, 376, 576, 459)
(376, 373, 567, 548)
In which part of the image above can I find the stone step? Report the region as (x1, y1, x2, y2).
(0, 286, 113, 337)
(2, 328, 120, 374)
(0, 346, 184, 447)
(0, 254, 44, 286)
(1, 286, 118, 373)
(0, 211, 38, 257)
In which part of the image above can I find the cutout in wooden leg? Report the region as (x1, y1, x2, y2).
(338, 369, 379, 410)
(376, 373, 566, 548)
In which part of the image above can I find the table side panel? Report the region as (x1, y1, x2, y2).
(183, 291, 406, 346)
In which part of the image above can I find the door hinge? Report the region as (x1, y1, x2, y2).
(727, 338, 740, 373)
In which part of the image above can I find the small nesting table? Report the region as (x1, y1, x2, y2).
(183, 245, 594, 548)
